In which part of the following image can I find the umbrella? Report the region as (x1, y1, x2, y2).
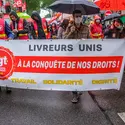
(94, 0, 125, 10)
(17, 12, 30, 19)
(104, 13, 120, 21)
(48, 0, 100, 15)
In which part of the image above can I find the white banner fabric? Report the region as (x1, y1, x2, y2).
(0, 39, 124, 91)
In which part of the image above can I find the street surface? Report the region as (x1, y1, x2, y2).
(0, 74, 125, 125)
(90, 74, 125, 125)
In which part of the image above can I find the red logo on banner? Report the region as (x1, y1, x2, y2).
(0, 46, 15, 80)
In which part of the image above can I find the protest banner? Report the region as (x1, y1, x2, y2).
(0, 39, 124, 91)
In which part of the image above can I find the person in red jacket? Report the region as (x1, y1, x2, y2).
(9, 11, 29, 40)
(0, 18, 14, 40)
(90, 15, 104, 39)
(0, 17, 14, 93)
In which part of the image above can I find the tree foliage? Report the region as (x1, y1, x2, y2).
(26, 0, 42, 15)
(41, 0, 54, 7)
(26, 0, 55, 15)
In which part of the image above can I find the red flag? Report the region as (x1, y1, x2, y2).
(0, 0, 2, 7)
(22, 2, 26, 11)
(13, 2, 17, 8)
(5, 1, 10, 6)
(94, 0, 125, 11)
(105, 10, 112, 16)
(14, 0, 22, 7)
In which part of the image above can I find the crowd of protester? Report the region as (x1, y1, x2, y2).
(0, 10, 125, 41)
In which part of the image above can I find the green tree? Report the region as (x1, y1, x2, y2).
(45, 13, 51, 18)
(26, 0, 43, 15)
(26, 0, 55, 15)
(41, 0, 54, 7)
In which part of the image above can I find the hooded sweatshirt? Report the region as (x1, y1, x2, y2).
(90, 15, 103, 34)
(9, 11, 29, 38)
(31, 11, 46, 39)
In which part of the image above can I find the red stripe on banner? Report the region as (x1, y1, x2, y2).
(14, 56, 123, 74)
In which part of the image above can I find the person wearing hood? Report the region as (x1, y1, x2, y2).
(90, 15, 104, 39)
(9, 11, 29, 40)
(31, 11, 48, 39)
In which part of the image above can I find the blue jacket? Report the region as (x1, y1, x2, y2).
(5, 21, 14, 39)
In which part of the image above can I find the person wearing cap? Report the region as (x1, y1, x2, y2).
(104, 19, 125, 38)
(90, 15, 104, 39)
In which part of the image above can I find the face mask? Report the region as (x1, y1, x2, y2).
(117, 25, 123, 30)
(96, 19, 101, 23)
(75, 17, 82, 24)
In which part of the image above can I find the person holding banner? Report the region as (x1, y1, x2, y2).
(0, 13, 14, 40)
(9, 11, 29, 40)
(64, 10, 89, 103)
(31, 11, 48, 39)
(0, 15, 14, 93)
(64, 10, 89, 39)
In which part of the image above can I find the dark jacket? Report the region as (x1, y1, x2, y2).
(5, 21, 14, 39)
(10, 11, 29, 39)
(31, 11, 46, 39)
(64, 23, 89, 39)
(104, 26, 125, 39)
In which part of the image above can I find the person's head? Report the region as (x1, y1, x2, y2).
(31, 11, 41, 22)
(114, 19, 123, 29)
(9, 11, 19, 21)
(52, 23, 57, 30)
(61, 19, 69, 29)
(73, 10, 82, 25)
(16, 7, 22, 13)
(0, 12, 3, 18)
(52, 23, 56, 27)
(94, 15, 101, 25)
